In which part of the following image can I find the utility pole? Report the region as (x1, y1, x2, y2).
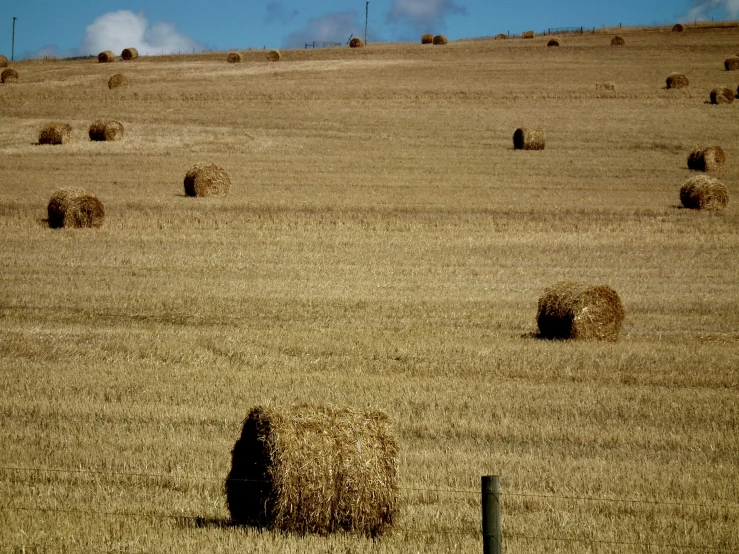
(364, 2, 369, 45)
(12, 17, 17, 62)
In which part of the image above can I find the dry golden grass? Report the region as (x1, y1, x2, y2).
(1, 26, 738, 554)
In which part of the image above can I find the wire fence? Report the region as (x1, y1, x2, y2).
(2, 466, 738, 552)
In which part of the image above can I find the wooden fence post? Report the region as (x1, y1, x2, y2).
(482, 475, 501, 554)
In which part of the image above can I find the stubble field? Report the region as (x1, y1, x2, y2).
(1, 26, 738, 553)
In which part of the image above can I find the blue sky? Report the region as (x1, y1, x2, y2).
(1, 0, 738, 60)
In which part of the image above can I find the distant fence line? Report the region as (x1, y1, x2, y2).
(304, 41, 343, 49)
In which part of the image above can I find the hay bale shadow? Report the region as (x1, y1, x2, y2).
(177, 516, 239, 530)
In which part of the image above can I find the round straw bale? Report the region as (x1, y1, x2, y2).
(495, 33, 507, 40)
(38, 123, 72, 145)
(227, 52, 242, 63)
(107, 73, 129, 89)
(611, 35, 625, 46)
(1, 68, 19, 84)
(121, 47, 138, 60)
(672, 23, 685, 32)
(537, 282, 625, 341)
(421, 33, 434, 44)
(595, 82, 616, 90)
(266, 50, 281, 61)
(225, 405, 399, 537)
(666, 73, 689, 89)
(433, 35, 448, 45)
(184, 164, 231, 197)
(98, 51, 115, 63)
(725, 56, 739, 71)
(710, 87, 734, 104)
(47, 188, 105, 229)
(0, 55, 7, 67)
(547, 38, 561, 47)
(680, 175, 729, 210)
(687, 146, 726, 172)
(89, 119, 124, 142)
(522, 30, 534, 39)
(513, 128, 545, 150)
(349, 38, 364, 48)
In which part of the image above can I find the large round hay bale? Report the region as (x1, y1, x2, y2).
(47, 188, 105, 229)
(680, 175, 729, 210)
(522, 30, 534, 39)
(513, 128, 545, 150)
(710, 87, 734, 104)
(0, 55, 7, 68)
(267, 50, 281, 61)
(433, 35, 448, 45)
(666, 73, 689, 89)
(227, 52, 242, 63)
(672, 23, 685, 32)
(421, 33, 434, 44)
(89, 119, 124, 142)
(495, 33, 507, 40)
(225, 405, 399, 537)
(38, 123, 72, 145)
(349, 38, 364, 48)
(611, 35, 625, 46)
(687, 146, 726, 172)
(98, 51, 115, 63)
(725, 56, 739, 71)
(547, 38, 561, 47)
(537, 282, 625, 341)
(121, 47, 138, 60)
(107, 73, 129, 89)
(1, 68, 19, 84)
(184, 164, 231, 197)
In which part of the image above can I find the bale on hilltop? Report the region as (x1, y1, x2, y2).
(47, 188, 105, 229)
(522, 30, 534, 39)
(710, 87, 734, 104)
(267, 50, 281, 61)
(89, 119, 124, 142)
(547, 38, 561, 47)
(433, 35, 448, 45)
(349, 38, 364, 48)
(38, 123, 72, 145)
(672, 23, 686, 32)
(513, 128, 545, 150)
(495, 33, 507, 40)
(725, 56, 739, 71)
(680, 175, 729, 210)
(227, 52, 242, 63)
(98, 51, 115, 63)
(184, 164, 231, 197)
(421, 33, 434, 44)
(107, 74, 129, 89)
(225, 405, 399, 537)
(1, 68, 19, 84)
(688, 146, 726, 172)
(611, 35, 625, 46)
(0, 55, 7, 67)
(666, 73, 689, 89)
(121, 47, 138, 60)
(536, 282, 625, 341)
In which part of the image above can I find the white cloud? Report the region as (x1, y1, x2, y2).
(682, 0, 739, 21)
(283, 11, 360, 48)
(387, 0, 466, 29)
(80, 10, 201, 56)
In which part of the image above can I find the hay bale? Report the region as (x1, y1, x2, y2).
(666, 73, 689, 89)
(47, 188, 105, 229)
(121, 47, 138, 60)
(1, 68, 19, 84)
(537, 282, 625, 341)
(495, 33, 507, 40)
(227, 52, 242, 63)
(611, 35, 625, 46)
(522, 31, 534, 39)
(547, 38, 561, 47)
(725, 56, 739, 71)
(688, 146, 726, 172)
(595, 82, 616, 91)
(432, 35, 448, 45)
(184, 164, 231, 197)
(710, 87, 734, 104)
(421, 33, 434, 44)
(680, 175, 729, 210)
(89, 119, 124, 142)
(98, 51, 115, 63)
(513, 128, 545, 150)
(672, 23, 686, 32)
(107, 73, 129, 89)
(225, 405, 399, 537)
(0, 55, 7, 68)
(38, 123, 72, 145)
(266, 50, 281, 61)
(349, 38, 364, 48)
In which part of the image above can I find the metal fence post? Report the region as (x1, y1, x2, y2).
(482, 475, 501, 554)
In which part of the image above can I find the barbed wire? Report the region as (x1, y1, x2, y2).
(508, 533, 739, 552)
